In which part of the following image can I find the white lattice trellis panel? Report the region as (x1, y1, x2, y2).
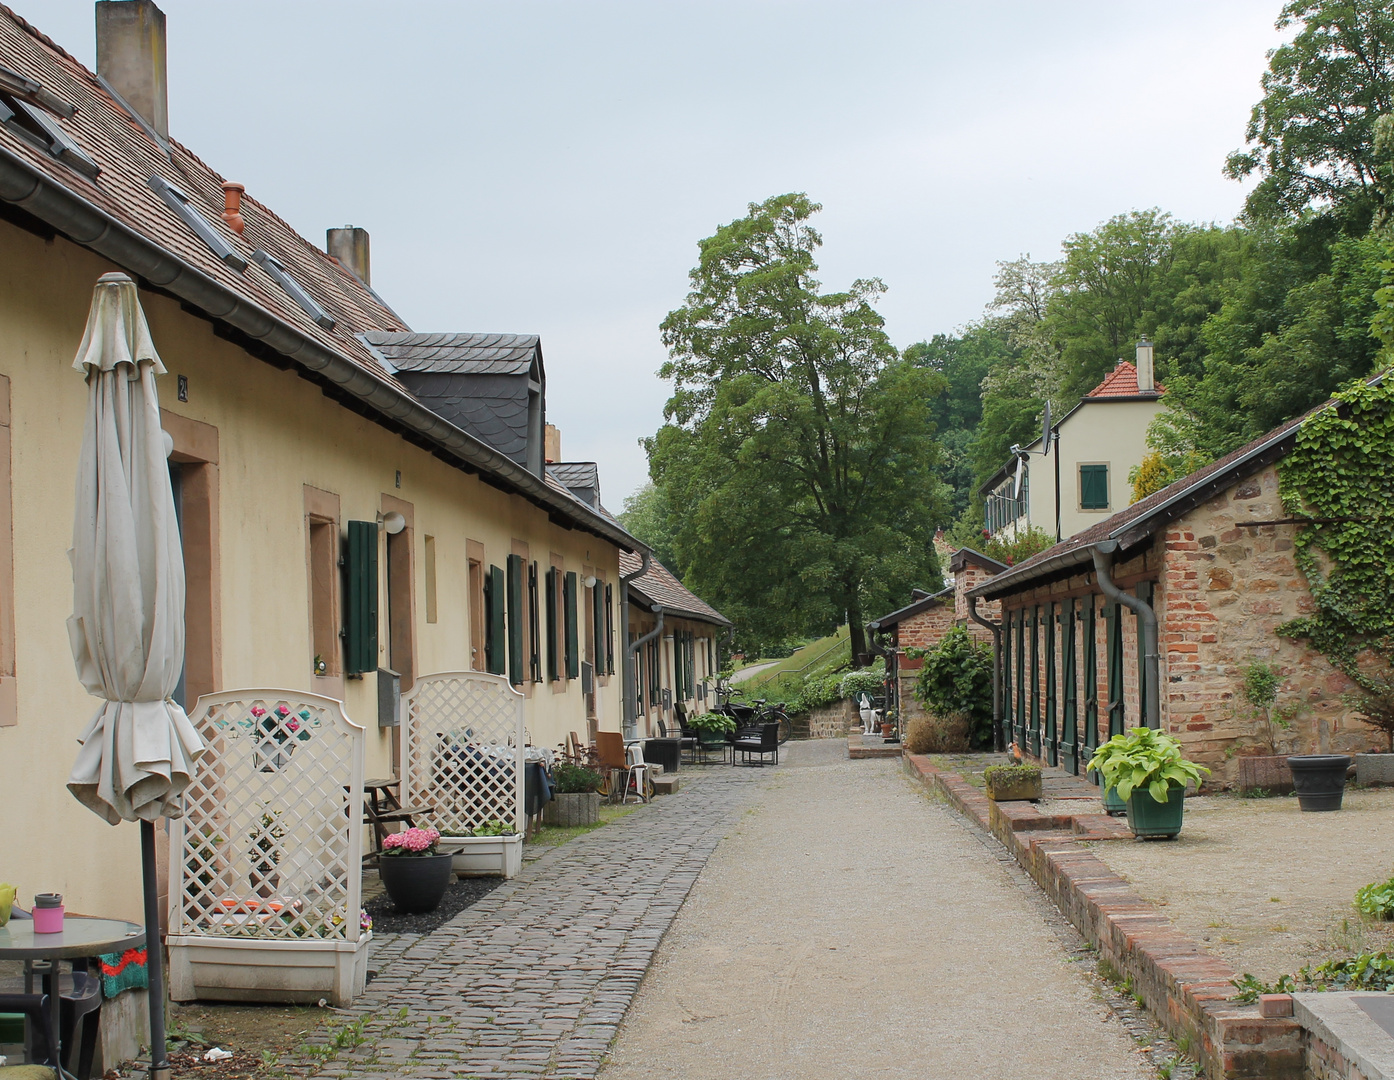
(169, 690, 365, 943)
(402, 671, 525, 834)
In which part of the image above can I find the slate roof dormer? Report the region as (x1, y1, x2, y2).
(362, 331, 547, 476)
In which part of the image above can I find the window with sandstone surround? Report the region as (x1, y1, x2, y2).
(303, 485, 341, 680)
(467, 539, 485, 671)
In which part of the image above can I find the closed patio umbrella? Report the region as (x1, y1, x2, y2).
(66, 271, 203, 1080)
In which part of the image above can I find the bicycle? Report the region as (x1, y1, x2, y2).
(716, 677, 792, 745)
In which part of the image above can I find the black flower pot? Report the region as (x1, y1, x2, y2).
(1286, 754, 1352, 812)
(378, 852, 453, 913)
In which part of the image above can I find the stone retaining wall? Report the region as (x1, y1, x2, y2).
(805, 699, 856, 739)
(903, 753, 1303, 1079)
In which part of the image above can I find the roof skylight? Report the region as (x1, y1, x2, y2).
(253, 249, 335, 330)
(147, 173, 248, 271)
(0, 90, 98, 181)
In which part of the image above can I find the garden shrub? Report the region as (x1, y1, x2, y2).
(839, 659, 886, 702)
(914, 626, 994, 749)
(551, 762, 602, 794)
(904, 713, 970, 754)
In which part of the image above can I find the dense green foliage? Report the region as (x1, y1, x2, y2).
(618, 483, 680, 573)
(633, 0, 1394, 655)
(1278, 373, 1394, 737)
(551, 762, 603, 794)
(838, 660, 886, 702)
(649, 193, 947, 658)
(1356, 874, 1394, 919)
(1085, 728, 1210, 804)
(913, 626, 994, 749)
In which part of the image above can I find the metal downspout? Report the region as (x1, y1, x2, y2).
(1091, 541, 1160, 729)
(619, 552, 652, 739)
(968, 595, 1005, 752)
(627, 606, 665, 738)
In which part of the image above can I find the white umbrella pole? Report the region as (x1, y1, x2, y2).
(140, 821, 170, 1080)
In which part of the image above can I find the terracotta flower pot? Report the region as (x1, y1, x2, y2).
(378, 852, 453, 913)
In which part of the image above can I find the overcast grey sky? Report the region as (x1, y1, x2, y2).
(24, 1, 1285, 505)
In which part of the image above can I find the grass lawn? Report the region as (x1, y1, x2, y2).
(527, 802, 638, 847)
(742, 627, 850, 687)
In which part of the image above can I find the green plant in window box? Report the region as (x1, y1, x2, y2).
(1087, 728, 1208, 838)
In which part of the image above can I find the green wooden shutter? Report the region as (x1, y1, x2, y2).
(528, 562, 542, 682)
(604, 583, 614, 675)
(506, 554, 524, 685)
(486, 564, 506, 675)
(545, 567, 558, 681)
(343, 520, 378, 675)
(591, 581, 605, 674)
(1080, 464, 1109, 509)
(564, 571, 579, 680)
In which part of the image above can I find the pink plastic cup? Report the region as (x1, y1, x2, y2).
(32, 893, 63, 934)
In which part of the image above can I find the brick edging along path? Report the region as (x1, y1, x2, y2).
(902, 754, 1303, 1080)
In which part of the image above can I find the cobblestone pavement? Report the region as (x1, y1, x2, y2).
(304, 762, 770, 1079)
(599, 741, 1169, 1080)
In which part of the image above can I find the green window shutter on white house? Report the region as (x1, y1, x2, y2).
(343, 520, 378, 675)
(1079, 464, 1109, 510)
(564, 571, 579, 680)
(545, 567, 558, 681)
(485, 564, 506, 675)
(506, 554, 524, 686)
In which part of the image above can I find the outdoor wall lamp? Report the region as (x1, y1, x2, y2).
(583, 575, 598, 588)
(378, 510, 406, 534)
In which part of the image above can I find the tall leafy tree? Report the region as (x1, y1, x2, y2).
(650, 193, 948, 659)
(1225, 0, 1394, 226)
(618, 483, 681, 574)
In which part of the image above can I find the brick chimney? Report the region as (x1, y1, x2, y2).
(96, 0, 169, 140)
(326, 227, 370, 285)
(1135, 336, 1155, 394)
(544, 424, 561, 464)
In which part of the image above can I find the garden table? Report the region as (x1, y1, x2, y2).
(0, 916, 144, 1078)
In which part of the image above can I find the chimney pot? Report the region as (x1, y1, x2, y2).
(221, 182, 245, 235)
(544, 424, 561, 465)
(96, 0, 169, 140)
(1135, 335, 1155, 394)
(326, 226, 371, 285)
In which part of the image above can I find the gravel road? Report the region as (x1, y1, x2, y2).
(599, 741, 1155, 1080)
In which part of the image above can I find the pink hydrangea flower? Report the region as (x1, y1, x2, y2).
(381, 827, 440, 855)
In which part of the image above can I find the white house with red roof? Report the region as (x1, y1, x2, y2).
(980, 338, 1165, 542)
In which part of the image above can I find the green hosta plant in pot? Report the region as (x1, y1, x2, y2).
(1086, 728, 1209, 840)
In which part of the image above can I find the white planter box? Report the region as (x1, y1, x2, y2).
(167, 931, 371, 1006)
(438, 835, 523, 878)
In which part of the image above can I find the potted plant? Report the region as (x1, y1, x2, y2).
(984, 763, 1041, 801)
(1286, 754, 1353, 811)
(689, 711, 736, 759)
(1087, 728, 1209, 839)
(437, 820, 524, 879)
(544, 762, 603, 827)
(377, 827, 452, 913)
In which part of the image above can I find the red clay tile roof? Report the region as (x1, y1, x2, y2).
(0, 4, 645, 553)
(1086, 360, 1163, 398)
(619, 551, 730, 626)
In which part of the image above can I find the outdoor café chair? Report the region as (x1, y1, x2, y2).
(732, 722, 780, 767)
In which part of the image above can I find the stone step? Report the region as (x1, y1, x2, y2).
(651, 775, 681, 795)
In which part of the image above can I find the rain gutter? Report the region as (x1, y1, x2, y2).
(627, 605, 665, 737)
(0, 147, 638, 552)
(1092, 541, 1160, 729)
(619, 552, 652, 739)
(967, 594, 1005, 751)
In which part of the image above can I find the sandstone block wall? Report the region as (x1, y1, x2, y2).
(1157, 463, 1369, 786)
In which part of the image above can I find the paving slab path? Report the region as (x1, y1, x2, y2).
(599, 741, 1158, 1080)
(307, 763, 768, 1080)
